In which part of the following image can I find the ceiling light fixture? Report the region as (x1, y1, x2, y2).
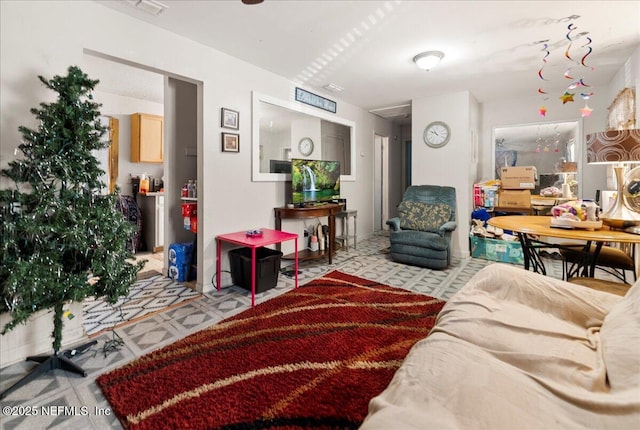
(413, 51, 444, 71)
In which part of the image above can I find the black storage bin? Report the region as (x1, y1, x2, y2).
(229, 246, 282, 293)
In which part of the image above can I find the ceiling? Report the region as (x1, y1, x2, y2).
(94, 0, 640, 123)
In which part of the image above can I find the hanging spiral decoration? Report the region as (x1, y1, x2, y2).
(537, 42, 550, 116)
(533, 19, 595, 116)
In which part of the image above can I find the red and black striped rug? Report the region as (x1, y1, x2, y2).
(96, 270, 445, 429)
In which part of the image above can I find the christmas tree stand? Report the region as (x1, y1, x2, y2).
(0, 340, 97, 399)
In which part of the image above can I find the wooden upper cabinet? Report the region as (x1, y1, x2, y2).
(131, 113, 163, 163)
(108, 117, 119, 193)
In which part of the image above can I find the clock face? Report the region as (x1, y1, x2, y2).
(424, 121, 451, 148)
(298, 137, 314, 156)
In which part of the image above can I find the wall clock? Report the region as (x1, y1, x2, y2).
(298, 137, 314, 156)
(423, 121, 451, 148)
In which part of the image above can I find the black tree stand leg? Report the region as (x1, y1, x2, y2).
(0, 340, 97, 400)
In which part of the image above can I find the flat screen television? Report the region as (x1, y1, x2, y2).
(269, 159, 291, 173)
(291, 159, 340, 204)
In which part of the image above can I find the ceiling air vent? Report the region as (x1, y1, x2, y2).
(125, 0, 168, 16)
(369, 104, 411, 119)
(323, 83, 344, 93)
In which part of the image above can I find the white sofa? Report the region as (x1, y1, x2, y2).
(361, 264, 640, 430)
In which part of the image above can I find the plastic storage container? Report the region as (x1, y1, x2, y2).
(229, 247, 282, 293)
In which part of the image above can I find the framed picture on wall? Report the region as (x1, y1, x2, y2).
(222, 132, 240, 153)
(221, 107, 239, 130)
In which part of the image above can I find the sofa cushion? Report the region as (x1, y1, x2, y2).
(362, 264, 633, 430)
(600, 280, 640, 391)
(398, 201, 450, 232)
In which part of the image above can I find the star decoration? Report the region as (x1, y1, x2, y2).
(538, 106, 547, 117)
(543, 146, 550, 152)
(560, 91, 575, 104)
(580, 104, 593, 117)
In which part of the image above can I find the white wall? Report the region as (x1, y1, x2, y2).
(3, 2, 636, 290)
(0, 1, 392, 293)
(411, 91, 476, 258)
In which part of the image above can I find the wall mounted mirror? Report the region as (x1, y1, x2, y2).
(252, 92, 356, 182)
(493, 120, 581, 196)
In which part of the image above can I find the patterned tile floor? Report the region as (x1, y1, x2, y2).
(82, 274, 201, 336)
(0, 232, 618, 429)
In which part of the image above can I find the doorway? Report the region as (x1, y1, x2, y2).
(374, 133, 390, 231)
(82, 51, 201, 284)
(404, 140, 412, 190)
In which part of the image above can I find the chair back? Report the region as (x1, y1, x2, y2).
(402, 185, 456, 222)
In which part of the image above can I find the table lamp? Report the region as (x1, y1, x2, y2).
(555, 161, 578, 198)
(586, 129, 640, 228)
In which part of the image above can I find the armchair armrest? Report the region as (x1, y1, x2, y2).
(439, 221, 457, 235)
(386, 217, 401, 231)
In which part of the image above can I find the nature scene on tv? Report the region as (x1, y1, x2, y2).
(292, 159, 340, 204)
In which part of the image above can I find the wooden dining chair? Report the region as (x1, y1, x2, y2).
(567, 276, 632, 296)
(560, 244, 636, 284)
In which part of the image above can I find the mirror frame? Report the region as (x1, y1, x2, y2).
(491, 119, 583, 197)
(252, 91, 356, 182)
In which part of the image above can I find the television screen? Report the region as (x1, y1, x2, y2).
(269, 159, 291, 173)
(291, 159, 340, 204)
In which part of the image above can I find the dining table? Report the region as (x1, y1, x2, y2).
(487, 215, 640, 278)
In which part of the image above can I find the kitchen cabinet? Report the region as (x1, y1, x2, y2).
(131, 113, 163, 163)
(140, 193, 164, 252)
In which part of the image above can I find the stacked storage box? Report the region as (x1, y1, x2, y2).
(469, 234, 524, 265)
(473, 180, 501, 211)
(470, 167, 535, 265)
(497, 166, 535, 210)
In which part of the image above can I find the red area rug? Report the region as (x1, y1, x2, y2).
(96, 270, 445, 429)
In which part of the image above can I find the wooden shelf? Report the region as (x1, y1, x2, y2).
(282, 249, 329, 261)
(274, 203, 343, 264)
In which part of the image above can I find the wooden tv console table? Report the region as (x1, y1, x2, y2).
(274, 203, 344, 264)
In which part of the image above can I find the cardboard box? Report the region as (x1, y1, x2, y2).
(498, 189, 531, 208)
(470, 235, 524, 265)
(500, 166, 536, 189)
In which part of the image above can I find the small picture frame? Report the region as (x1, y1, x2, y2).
(221, 107, 239, 130)
(222, 132, 240, 153)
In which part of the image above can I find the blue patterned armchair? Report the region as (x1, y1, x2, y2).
(386, 185, 457, 270)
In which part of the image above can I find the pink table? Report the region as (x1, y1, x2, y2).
(216, 228, 298, 306)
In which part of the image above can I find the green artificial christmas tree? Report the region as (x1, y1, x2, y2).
(0, 66, 144, 398)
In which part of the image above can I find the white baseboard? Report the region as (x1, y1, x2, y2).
(1, 302, 86, 368)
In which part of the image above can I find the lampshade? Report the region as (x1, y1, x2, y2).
(413, 51, 444, 71)
(586, 129, 640, 164)
(554, 161, 578, 198)
(585, 129, 640, 229)
(555, 161, 578, 173)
